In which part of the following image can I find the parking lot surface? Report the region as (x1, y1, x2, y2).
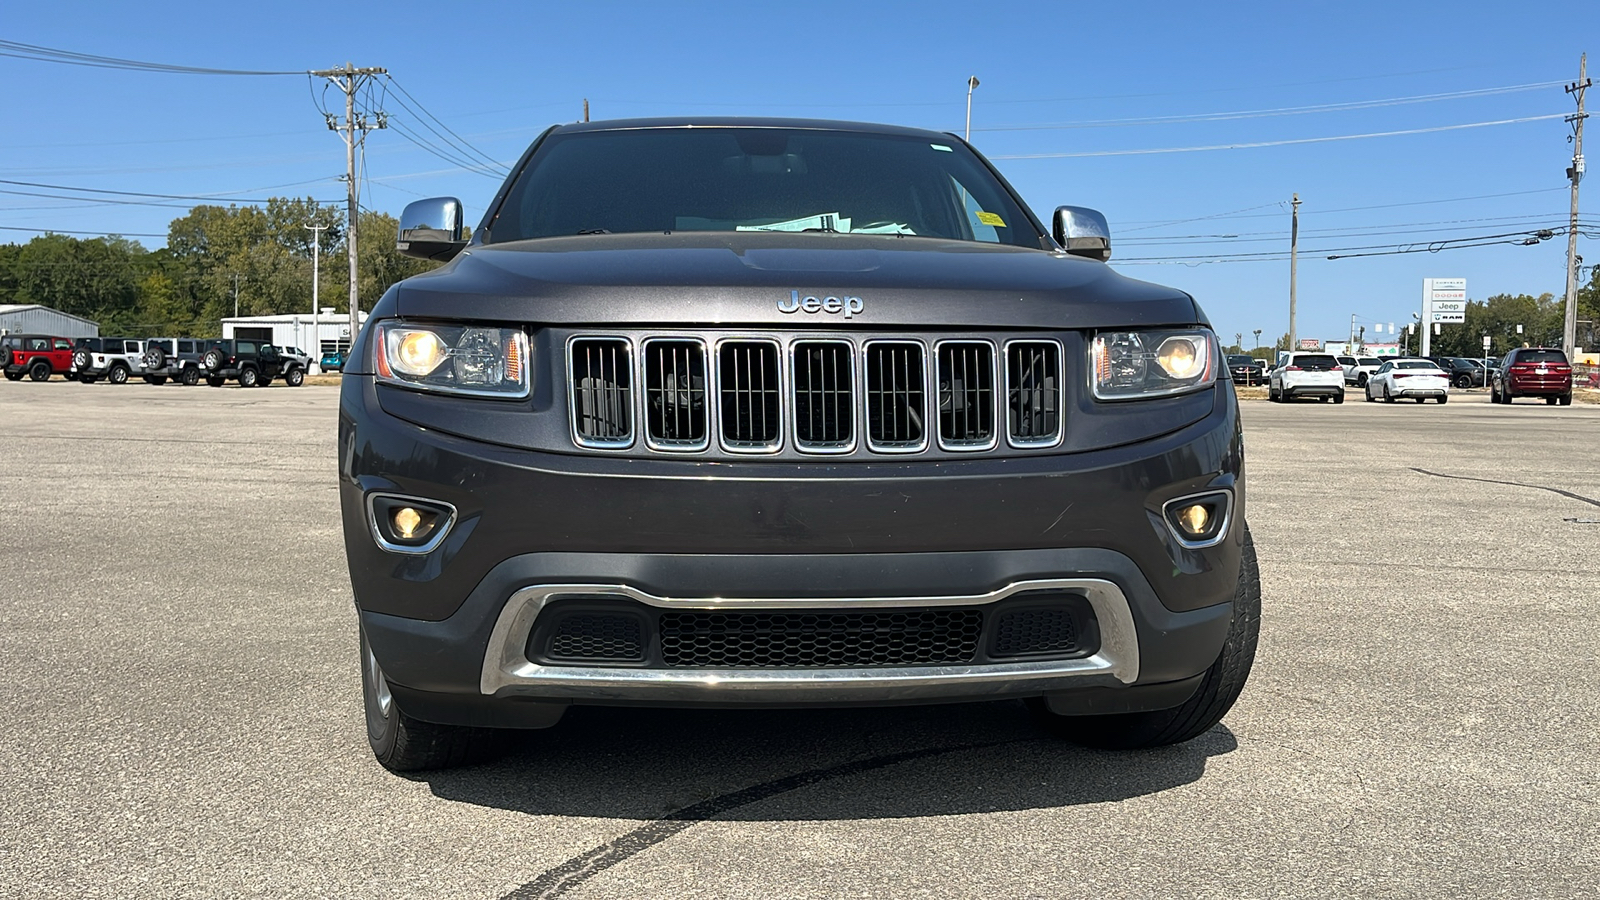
(1, 382, 1596, 899)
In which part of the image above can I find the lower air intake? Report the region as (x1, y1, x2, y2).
(659, 609, 983, 668)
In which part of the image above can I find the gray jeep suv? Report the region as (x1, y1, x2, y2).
(340, 118, 1257, 771)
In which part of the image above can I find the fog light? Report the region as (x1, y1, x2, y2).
(393, 507, 427, 540)
(1176, 504, 1210, 536)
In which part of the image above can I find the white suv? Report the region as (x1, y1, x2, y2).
(1268, 352, 1345, 403)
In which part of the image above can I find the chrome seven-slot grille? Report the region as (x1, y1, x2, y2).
(569, 335, 1063, 456)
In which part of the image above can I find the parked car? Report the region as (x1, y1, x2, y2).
(271, 345, 311, 386)
(1, 334, 76, 382)
(320, 349, 346, 372)
(71, 337, 145, 384)
(1268, 351, 1344, 402)
(1364, 358, 1449, 403)
(1227, 354, 1265, 386)
(1491, 348, 1573, 405)
(140, 338, 207, 386)
(1343, 356, 1383, 386)
(1427, 356, 1486, 389)
(200, 339, 285, 387)
(344, 116, 1259, 771)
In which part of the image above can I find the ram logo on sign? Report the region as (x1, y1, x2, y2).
(1426, 277, 1467, 323)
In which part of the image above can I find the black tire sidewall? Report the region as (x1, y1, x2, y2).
(360, 630, 399, 760)
(30, 362, 50, 381)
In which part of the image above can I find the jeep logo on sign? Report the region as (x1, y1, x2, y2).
(779, 290, 864, 319)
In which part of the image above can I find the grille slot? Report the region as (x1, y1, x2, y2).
(659, 609, 983, 668)
(570, 338, 634, 448)
(864, 341, 927, 452)
(792, 341, 855, 452)
(545, 613, 646, 663)
(1006, 341, 1063, 447)
(642, 339, 708, 451)
(936, 341, 996, 450)
(719, 340, 782, 451)
(992, 607, 1080, 658)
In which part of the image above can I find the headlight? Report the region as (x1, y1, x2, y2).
(375, 321, 530, 398)
(1091, 330, 1216, 400)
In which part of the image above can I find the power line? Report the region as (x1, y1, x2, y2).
(0, 39, 302, 76)
(975, 81, 1566, 132)
(0, 225, 166, 237)
(992, 114, 1569, 159)
(383, 75, 509, 174)
(1119, 187, 1571, 230)
(0, 178, 339, 204)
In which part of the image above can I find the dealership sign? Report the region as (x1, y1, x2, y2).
(1425, 277, 1467, 323)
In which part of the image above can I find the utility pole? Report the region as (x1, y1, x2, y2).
(583, 98, 590, 123)
(1563, 53, 1589, 354)
(965, 76, 980, 142)
(231, 273, 246, 319)
(1253, 329, 1262, 350)
(311, 63, 387, 351)
(304, 223, 326, 373)
(1289, 194, 1301, 351)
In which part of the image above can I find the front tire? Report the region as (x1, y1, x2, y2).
(181, 367, 200, 386)
(361, 629, 505, 772)
(285, 367, 305, 387)
(108, 365, 129, 385)
(238, 366, 259, 388)
(29, 361, 51, 382)
(1032, 526, 1261, 749)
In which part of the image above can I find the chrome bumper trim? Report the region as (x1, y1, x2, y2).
(479, 578, 1140, 701)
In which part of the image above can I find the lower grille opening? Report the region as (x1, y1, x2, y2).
(571, 338, 634, 448)
(544, 613, 646, 663)
(660, 609, 982, 668)
(719, 340, 782, 451)
(992, 608, 1080, 657)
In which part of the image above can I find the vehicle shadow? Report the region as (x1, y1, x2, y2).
(415, 701, 1236, 821)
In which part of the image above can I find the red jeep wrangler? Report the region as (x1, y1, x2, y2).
(1, 334, 77, 382)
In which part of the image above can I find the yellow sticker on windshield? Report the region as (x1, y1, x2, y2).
(975, 211, 1006, 227)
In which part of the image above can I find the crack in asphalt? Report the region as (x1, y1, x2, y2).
(499, 740, 1019, 900)
(1409, 468, 1600, 509)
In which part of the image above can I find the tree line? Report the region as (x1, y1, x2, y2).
(0, 198, 439, 337)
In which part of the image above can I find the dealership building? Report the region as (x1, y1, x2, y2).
(220, 309, 368, 358)
(0, 304, 100, 338)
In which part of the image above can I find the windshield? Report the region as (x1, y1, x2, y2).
(488, 127, 1043, 248)
(1228, 356, 1254, 365)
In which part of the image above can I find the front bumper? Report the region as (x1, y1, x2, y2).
(342, 375, 1245, 725)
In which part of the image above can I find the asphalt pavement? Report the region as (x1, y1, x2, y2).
(1, 380, 1596, 899)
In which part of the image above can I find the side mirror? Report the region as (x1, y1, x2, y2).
(1052, 206, 1112, 261)
(397, 197, 468, 261)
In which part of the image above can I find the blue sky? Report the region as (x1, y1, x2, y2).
(2, 1, 1590, 346)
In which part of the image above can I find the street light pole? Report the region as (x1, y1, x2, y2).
(965, 76, 980, 142)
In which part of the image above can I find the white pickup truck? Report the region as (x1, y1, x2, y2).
(1268, 351, 1346, 403)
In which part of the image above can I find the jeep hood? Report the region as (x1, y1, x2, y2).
(391, 232, 1203, 330)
